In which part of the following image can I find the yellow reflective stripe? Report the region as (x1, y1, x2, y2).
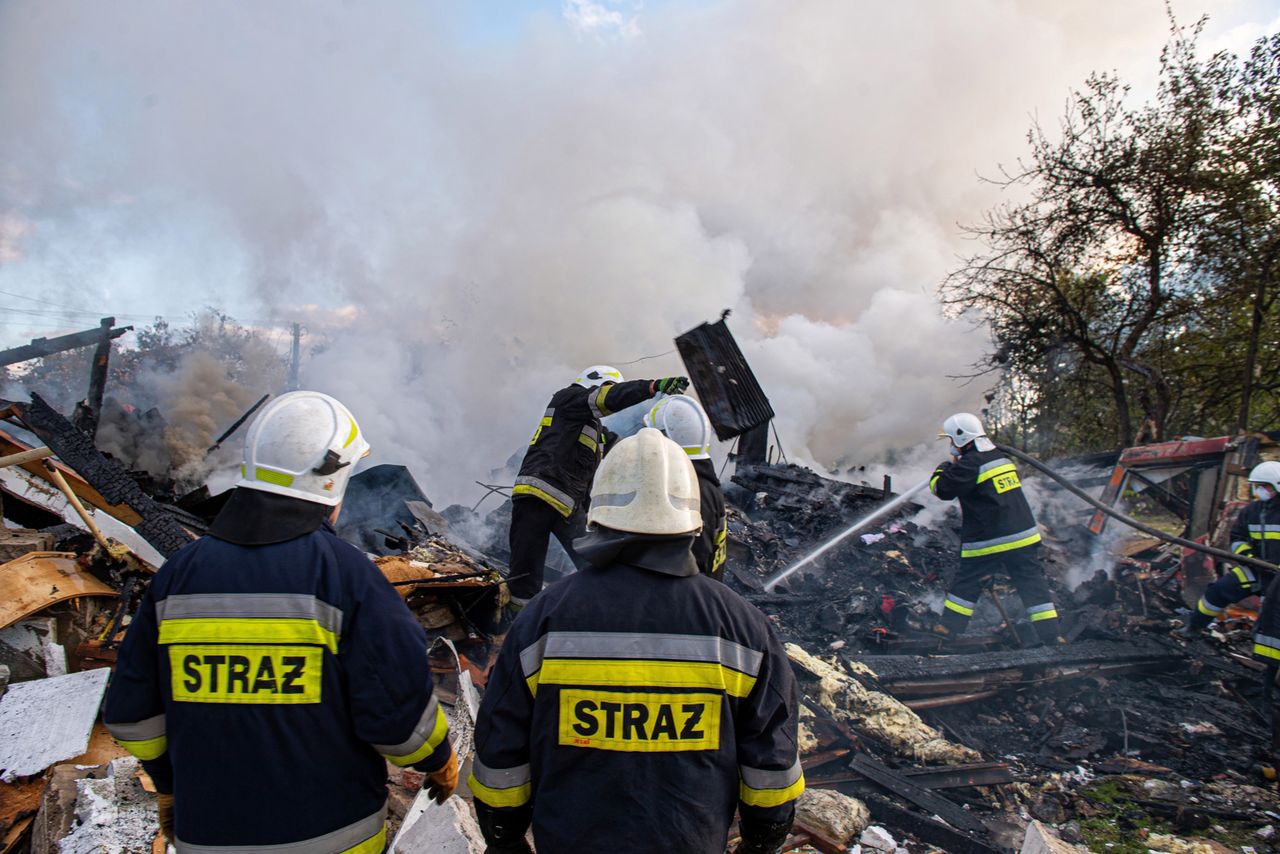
(158, 618, 339, 655)
(944, 599, 974, 617)
(527, 659, 756, 699)
(1235, 542, 1253, 554)
(1256, 643, 1280, 661)
(594, 385, 614, 417)
(511, 484, 573, 518)
(117, 735, 167, 761)
(739, 775, 805, 808)
(382, 705, 450, 767)
(254, 468, 295, 487)
(341, 824, 386, 854)
(929, 474, 941, 493)
(578, 432, 598, 451)
(976, 463, 1017, 485)
(961, 532, 1042, 558)
(1233, 566, 1252, 586)
(1197, 598, 1222, 616)
(1255, 531, 1280, 540)
(1029, 608, 1059, 622)
(467, 771, 533, 808)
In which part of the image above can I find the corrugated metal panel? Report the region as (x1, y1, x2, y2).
(675, 318, 774, 441)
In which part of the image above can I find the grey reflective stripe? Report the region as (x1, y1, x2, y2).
(946, 594, 976, 609)
(155, 594, 343, 636)
(1232, 540, 1251, 552)
(1249, 524, 1280, 533)
(472, 759, 532, 789)
(106, 714, 165, 741)
(532, 631, 764, 676)
(1240, 566, 1258, 583)
(1198, 596, 1223, 615)
(976, 457, 1013, 475)
(592, 491, 637, 508)
(370, 695, 439, 757)
(520, 634, 550, 677)
(740, 757, 803, 790)
(174, 804, 385, 853)
(544, 407, 555, 417)
(513, 476, 575, 511)
(588, 386, 608, 419)
(961, 527, 1040, 552)
(1027, 602, 1056, 615)
(580, 425, 599, 443)
(1258, 634, 1280, 651)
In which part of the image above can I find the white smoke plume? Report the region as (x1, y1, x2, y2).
(0, 0, 1272, 506)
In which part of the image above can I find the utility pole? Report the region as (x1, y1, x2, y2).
(287, 323, 301, 391)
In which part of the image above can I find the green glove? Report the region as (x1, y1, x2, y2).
(654, 377, 690, 395)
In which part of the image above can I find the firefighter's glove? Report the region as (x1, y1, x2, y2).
(156, 793, 176, 843)
(738, 814, 792, 854)
(424, 751, 459, 804)
(654, 376, 690, 395)
(476, 802, 533, 853)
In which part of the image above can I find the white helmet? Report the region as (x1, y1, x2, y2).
(643, 395, 712, 460)
(237, 391, 370, 507)
(587, 427, 701, 535)
(1249, 461, 1280, 491)
(574, 365, 623, 388)
(940, 412, 995, 452)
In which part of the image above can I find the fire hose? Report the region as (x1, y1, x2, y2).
(996, 443, 1280, 576)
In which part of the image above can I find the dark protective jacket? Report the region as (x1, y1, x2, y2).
(103, 489, 452, 852)
(514, 380, 657, 518)
(930, 447, 1040, 561)
(468, 531, 803, 854)
(692, 458, 728, 579)
(1231, 496, 1280, 662)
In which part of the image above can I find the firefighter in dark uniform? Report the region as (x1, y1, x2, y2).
(929, 412, 1064, 645)
(103, 391, 456, 852)
(470, 428, 803, 854)
(643, 394, 728, 580)
(507, 365, 687, 608)
(1185, 462, 1280, 637)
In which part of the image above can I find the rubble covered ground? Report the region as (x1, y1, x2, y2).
(1, 368, 1278, 853)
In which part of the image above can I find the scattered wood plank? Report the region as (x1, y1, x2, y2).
(848, 753, 988, 834)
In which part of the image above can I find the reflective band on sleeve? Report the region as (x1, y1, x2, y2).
(929, 473, 941, 494)
(372, 695, 450, 767)
(739, 758, 805, 808)
(944, 594, 975, 617)
(1234, 541, 1253, 555)
(174, 804, 387, 853)
(713, 521, 728, 571)
(1197, 596, 1223, 617)
(590, 384, 616, 419)
(1255, 634, 1280, 661)
(960, 527, 1041, 558)
(512, 476, 575, 518)
(1232, 566, 1257, 587)
(107, 714, 167, 760)
(1027, 602, 1058, 622)
(469, 761, 532, 808)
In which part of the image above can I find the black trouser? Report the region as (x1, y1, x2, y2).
(1190, 564, 1260, 631)
(940, 546, 1061, 643)
(507, 496, 586, 603)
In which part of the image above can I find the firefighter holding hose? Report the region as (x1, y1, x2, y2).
(928, 412, 1066, 646)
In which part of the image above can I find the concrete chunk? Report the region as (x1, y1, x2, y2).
(0, 668, 109, 781)
(389, 791, 485, 854)
(1021, 820, 1089, 854)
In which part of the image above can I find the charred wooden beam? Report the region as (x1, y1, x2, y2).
(72, 317, 118, 439)
(0, 318, 131, 368)
(849, 792, 1005, 854)
(848, 753, 989, 835)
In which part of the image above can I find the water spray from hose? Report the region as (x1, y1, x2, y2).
(761, 478, 931, 592)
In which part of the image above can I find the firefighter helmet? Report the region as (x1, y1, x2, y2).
(587, 427, 701, 535)
(574, 365, 623, 388)
(940, 412, 995, 451)
(1248, 461, 1280, 491)
(642, 395, 713, 460)
(237, 391, 370, 507)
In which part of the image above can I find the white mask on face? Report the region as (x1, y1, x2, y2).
(949, 444, 963, 459)
(1254, 484, 1275, 501)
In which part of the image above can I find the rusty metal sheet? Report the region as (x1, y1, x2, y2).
(0, 553, 116, 631)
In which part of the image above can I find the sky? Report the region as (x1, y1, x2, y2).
(1, 0, 1277, 505)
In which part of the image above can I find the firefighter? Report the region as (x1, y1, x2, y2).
(103, 391, 456, 851)
(929, 412, 1064, 645)
(643, 394, 728, 580)
(1181, 462, 1280, 636)
(470, 428, 803, 854)
(507, 365, 688, 610)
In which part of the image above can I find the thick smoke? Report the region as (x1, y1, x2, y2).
(0, 0, 1271, 505)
